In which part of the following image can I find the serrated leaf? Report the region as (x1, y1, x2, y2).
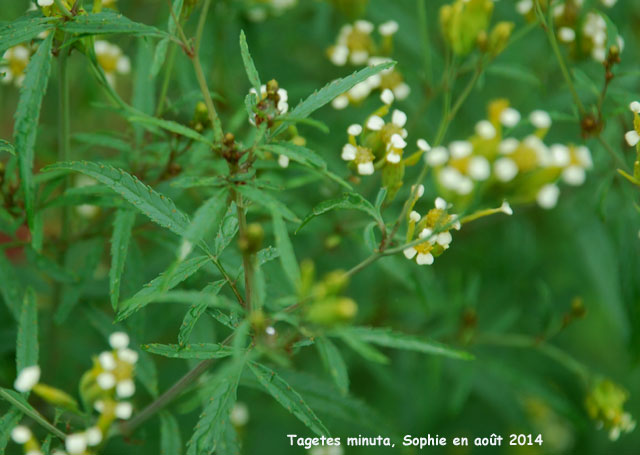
(271, 210, 300, 291)
(160, 411, 182, 455)
(239, 30, 261, 95)
(142, 343, 234, 359)
(248, 361, 330, 437)
(16, 288, 38, 373)
(110, 210, 136, 311)
(338, 327, 473, 360)
(0, 139, 15, 156)
(44, 161, 190, 236)
(336, 331, 389, 364)
(0, 253, 23, 320)
(170, 175, 227, 189)
(213, 202, 239, 257)
(185, 188, 229, 245)
(316, 337, 349, 396)
(260, 143, 325, 169)
(58, 12, 168, 38)
(0, 407, 22, 454)
(186, 361, 244, 455)
(128, 115, 214, 147)
(73, 132, 131, 153)
(25, 248, 76, 284)
(152, 0, 183, 76)
(178, 302, 209, 347)
(14, 33, 53, 241)
(116, 255, 209, 321)
(237, 185, 299, 222)
(296, 192, 380, 233)
(0, 15, 55, 54)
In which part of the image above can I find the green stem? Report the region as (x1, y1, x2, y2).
(54, 0, 73, 17)
(155, 44, 177, 117)
(0, 389, 67, 440)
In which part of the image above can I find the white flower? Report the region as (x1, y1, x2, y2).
(347, 124, 362, 136)
(85, 427, 103, 446)
(386, 152, 401, 163)
(409, 211, 421, 222)
(468, 156, 491, 181)
(97, 372, 116, 390)
(562, 166, 586, 186)
(378, 20, 399, 36)
(516, 0, 533, 15)
(417, 139, 430, 152)
(389, 133, 407, 150)
(435, 197, 447, 210)
(414, 184, 425, 197)
(558, 27, 576, 42)
(278, 154, 290, 168)
(419, 228, 433, 239)
(403, 247, 417, 259)
(475, 120, 496, 139)
(425, 146, 449, 166)
(357, 162, 374, 175)
(265, 326, 276, 336)
(629, 101, 640, 114)
(536, 184, 560, 209)
(37, 0, 54, 6)
(98, 352, 116, 371)
(348, 81, 371, 100)
(11, 426, 32, 444)
(392, 82, 410, 100)
(230, 402, 250, 426)
(391, 109, 407, 128)
(500, 201, 513, 215)
(550, 144, 571, 166)
(116, 379, 136, 398)
(118, 348, 139, 364)
(380, 88, 394, 105)
(341, 144, 357, 161)
(14, 365, 41, 392)
(366, 115, 385, 131)
(416, 252, 434, 265)
(329, 45, 349, 66)
(115, 402, 133, 420)
(350, 50, 369, 65)
(500, 108, 521, 128)
(449, 141, 472, 159)
(332, 95, 349, 110)
(354, 20, 374, 34)
(530, 110, 552, 129)
(494, 157, 518, 182)
(66, 433, 88, 455)
(625, 130, 640, 147)
(499, 138, 519, 155)
(109, 332, 129, 349)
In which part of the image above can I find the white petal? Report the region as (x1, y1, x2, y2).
(278, 154, 290, 168)
(530, 110, 552, 129)
(629, 101, 640, 114)
(230, 402, 250, 426)
(416, 253, 434, 265)
(386, 152, 401, 163)
(558, 27, 576, 42)
(500, 201, 513, 215)
(500, 108, 521, 127)
(378, 20, 399, 36)
(435, 197, 447, 210)
(499, 138, 519, 155)
(347, 124, 362, 136)
(109, 332, 129, 349)
(403, 247, 417, 259)
(516, 0, 533, 14)
(475, 120, 496, 139)
(330, 45, 349, 66)
(354, 20, 374, 34)
(576, 146, 593, 168)
(392, 82, 410, 100)
(562, 166, 586, 186)
(436, 231, 452, 246)
(11, 426, 32, 444)
(350, 50, 369, 65)
(116, 379, 136, 398)
(380, 88, 394, 105)
(449, 141, 472, 159)
(389, 133, 406, 149)
(332, 95, 349, 110)
(14, 365, 41, 392)
(85, 427, 103, 446)
(456, 177, 474, 195)
(98, 352, 116, 371)
(38, 0, 54, 6)
(494, 158, 519, 182)
(468, 156, 491, 181)
(66, 433, 88, 455)
(349, 81, 371, 100)
(417, 139, 430, 151)
(550, 144, 571, 166)
(419, 228, 433, 239)
(366, 115, 385, 131)
(341, 143, 357, 161)
(438, 166, 464, 190)
(414, 184, 425, 197)
(625, 130, 640, 147)
(115, 402, 133, 420)
(536, 184, 560, 209)
(97, 373, 116, 390)
(277, 88, 288, 102)
(409, 211, 421, 222)
(425, 146, 449, 166)
(391, 109, 407, 128)
(116, 56, 131, 75)
(118, 348, 139, 364)
(357, 161, 375, 175)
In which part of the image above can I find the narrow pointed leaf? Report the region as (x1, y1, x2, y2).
(128, 115, 214, 147)
(0, 15, 55, 54)
(213, 202, 239, 257)
(271, 210, 300, 291)
(58, 12, 168, 37)
(296, 192, 380, 233)
(16, 288, 38, 373)
(178, 302, 209, 347)
(239, 30, 261, 94)
(316, 337, 349, 396)
(0, 254, 23, 320)
(110, 210, 136, 311)
(142, 343, 234, 359)
(185, 188, 229, 244)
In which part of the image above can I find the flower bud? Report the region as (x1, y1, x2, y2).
(32, 383, 80, 413)
(305, 297, 358, 325)
(488, 22, 515, 57)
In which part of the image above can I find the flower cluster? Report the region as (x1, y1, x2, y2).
(585, 379, 636, 441)
(94, 41, 131, 88)
(328, 20, 410, 108)
(248, 80, 289, 128)
(1, 45, 31, 87)
(244, 0, 297, 22)
(424, 100, 593, 210)
(10, 332, 138, 455)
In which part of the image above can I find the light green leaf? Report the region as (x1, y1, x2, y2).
(0, 139, 15, 156)
(110, 210, 136, 311)
(296, 192, 380, 233)
(338, 327, 473, 360)
(178, 302, 209, 347)
(14, 33, 53, 241)
(116, 255, 209, 321)
(213, 202, 239, 257)
(44, 161, 190, 236)
(151, 0, 184, 76)
(0, 15, 55, 54)
(316, 337, 349, 396)
(186, 361, 244, 455)
(237, 185, 299, 222)
(185, 188, 229, 245)
(16, 288, 38, 373)
(271, 210, 300, 291)
(160, 411, 182, 455)
(142, 343, 234, 359)
(239, 30, 261, 94)
(128, 115, 214, 147)
(336, 330, 389, 364)
(58, 11, 168, 38)
(248, 361, 330, 436)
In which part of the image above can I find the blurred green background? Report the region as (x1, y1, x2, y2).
(1, 0, 640, 454)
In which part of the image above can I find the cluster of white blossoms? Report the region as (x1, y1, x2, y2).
(424, 100, 593, 210)
(328, 20, 410, 109)
(94, 41, 131, 88)
(10, 332, 138, 455)
(340, 89, 429, 176)
(581, 12, 623, 62)
(403, 194, 462, 266)
(585, 379, 636, 442)
(245, 0, 297, 22)
(624, 101, 640, 147)
(1, 45, 30, 87)
(248, 82, 289, 132)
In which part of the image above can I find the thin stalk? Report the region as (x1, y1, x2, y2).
(0, 389, 67, 440)
(54, 0, 73, 17)
(235, 191, 253, 310)
(155, 44, 177, 117)
(597, 135, 630, 172)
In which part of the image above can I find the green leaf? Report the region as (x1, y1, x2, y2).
(110, 210, 136, 311)
(0, 15, 55, 54)
(44, 161, 190, 236)
(260, 143, 325, 169)
(0, 408, 22, 454)
(248, 361, 330, 436)
(186, 361, 244, 455)
(73, 132, 131, 153)
(338, 327, 473, 360)
(213, 202, 239, 257)
(14, 33, 54, 241)
(178, 302, 208, 347)
(128, 115, 215, 147)
(58, 11, 168, 38)
(151, 0, 184, 76)
(316, 337, 349, 396)
(16, 288, 38, 373)
(271, 210, 300, 291)
(185, 189, 229, 245)
(142, 343, 234, 359)
(277, 61, 395, 133)
(0, 139, 15, 156)
(116, 255, 209, 321)
(296, 192, 380, 233)
(336, 330, 389, 364)
(239, 30, 261, 95)
(0, 254, 23, 320)
(237, 185, 299, 222)
(160, 411, 182, 455)
(170, 175, 226, 189)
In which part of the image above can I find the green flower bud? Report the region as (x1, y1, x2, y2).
(33, 383, 80, 413)
(439, 0, 494, 56)
(488, 22, 515, 57)
(305, 297, 358, 326)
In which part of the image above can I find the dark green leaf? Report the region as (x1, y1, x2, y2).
(296, 192, 379, 233)
(213, 202, 239, 257)
(237, 185, 299, 222)
(0, 16, 55, 54)
(185, 188, 229, 245)
(0, 254, 23, 320)
(0, 139, 15, 156)
(160, 411, 182, 455)
(316, 337, 349, 396)
(142, 343, 234, 359)
(128, 115, 215, 147)
(58, 12, 168, 38)
(239, 30, 261, 94)
(271, 210, 300, 291)
(178, 302, 209, 347)
(110, 210, 136, 311)
(16, 288, 38, 372)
